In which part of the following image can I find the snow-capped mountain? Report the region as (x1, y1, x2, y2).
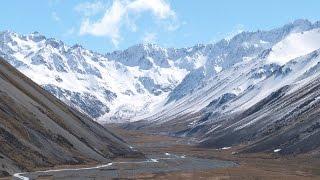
(1, 19, 320, 126)
(141, 24, 320, 123)
(125, 20, 320, 154)
(0, 33, 189, 123)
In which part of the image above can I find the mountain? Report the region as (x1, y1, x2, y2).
(0, 57, 139, 176)
(0, 32, 190, 123)
(1, 19, 318, 123)
(2, 19, 320, 155)
(124, 20, 320, 154)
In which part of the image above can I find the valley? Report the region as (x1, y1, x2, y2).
(3, 127, 320, 179)
(112, 127, 320, 179)
(1, 19, 320, 179)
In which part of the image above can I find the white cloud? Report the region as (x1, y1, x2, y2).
(142, 32, 157, 43)
(77, 0, 177, 47)
(126, 0, 175, 19)
(74, 1, 106, 17)
(52, 11, 60, 21)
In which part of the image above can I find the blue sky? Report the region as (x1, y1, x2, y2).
(1, 0, 320, 53)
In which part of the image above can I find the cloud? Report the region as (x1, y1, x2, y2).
(52, 11, 60, 21)
(77, 0, 177, 47)
(127, 0, 175, 19)
(74, 1, 106, 17)
(142, 32, 157, 43)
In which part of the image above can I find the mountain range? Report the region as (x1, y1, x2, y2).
(0, 19, 317, 123)
(1, 19, 320, 155)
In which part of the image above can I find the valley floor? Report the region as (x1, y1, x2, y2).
(3, 126, 320, 180)
(111, 127, 320, 180)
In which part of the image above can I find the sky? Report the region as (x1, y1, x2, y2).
(0, 0, 320, 53)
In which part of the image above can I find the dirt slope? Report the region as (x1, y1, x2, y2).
(0, 57, 140, 176)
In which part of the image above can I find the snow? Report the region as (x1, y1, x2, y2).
(267, 28, 320, 65)
(2, 20, 320, 125)
(214, 65, 223, 73)
(205, 125, 221, 135)
(13, 173, 29, 180)
(135, 25, 320, 134)
(149, 158, 159, 162)
(221, 147, 231, 150)
(273, 149, 281, 153)
(243, 56, 254, 62)
(0, 31, 193, 123)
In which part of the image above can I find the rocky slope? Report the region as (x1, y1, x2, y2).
(0, 57, 139, 176)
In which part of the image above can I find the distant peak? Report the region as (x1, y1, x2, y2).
(29, 31, 46, 41)
(137, 43, 160, 48)
(128, 43, 164, 52)
(284, 19, 313, 33)
(31, 31, 40, 35)
(194, 43, 206, 48)
(71, 43, 83, 49)
(1, 30, 12, 34)
(45, 38, 64, 49)
(0, 30, 17, 36)
(292, 19, 312, 26)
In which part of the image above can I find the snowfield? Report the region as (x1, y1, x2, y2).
(267, 28, 320, 65)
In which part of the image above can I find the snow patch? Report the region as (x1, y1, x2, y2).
(214, 65, 223, 73)
(149, 158, 159, 162)
(273, 149, 281, 153)
(267, 28, 320, 65)
(221, 147, 231, 150)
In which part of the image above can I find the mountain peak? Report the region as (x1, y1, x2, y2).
(128, 43, 165, 52)
(28, 31, 46, 42)
(292, 19, 312, 26)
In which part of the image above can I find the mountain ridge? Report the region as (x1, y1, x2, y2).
(0, 19, 320, 123)
(0, 57, 140, 176)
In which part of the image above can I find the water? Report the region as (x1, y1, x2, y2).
(17, 154, 236, 179)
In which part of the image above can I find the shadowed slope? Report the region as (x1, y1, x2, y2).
(0, 57, 140, 176)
